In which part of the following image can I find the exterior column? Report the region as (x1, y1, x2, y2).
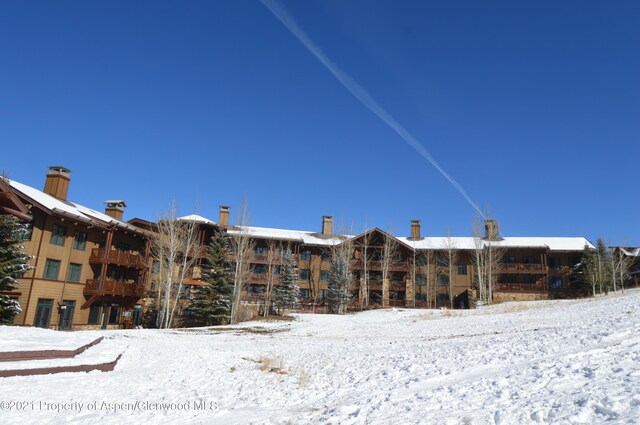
(405, 277, 414, 308)
(382, 277, 389, 307)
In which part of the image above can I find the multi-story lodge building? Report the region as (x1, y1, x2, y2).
(146, 206, 595, 315)
(0, 167, 149, 330)
(1, 167, 602, 329)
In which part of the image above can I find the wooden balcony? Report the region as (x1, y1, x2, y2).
(497, 263, 546, 273)
(362, 279, 405, 291)
(496, 283, 547, 292)
(249, 273, 281, 283)
(242, 294, 267, 304)
(89, 248, 147, 269)
(84, 279, 144, 298)
(350, 260, 409, 272)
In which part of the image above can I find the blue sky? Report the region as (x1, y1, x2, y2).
(1, 1, 638, 244)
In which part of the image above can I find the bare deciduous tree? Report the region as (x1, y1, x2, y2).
(380, 230, 400, 307)
(356, 225, 374, 309)
(262, 239, 280, 317)
(442, 232, 459, 308)
(472, 219, 504, 305)
(151, 203, 202, 329)
(611, 246, 632, 293)
(229, 200, 255, 324)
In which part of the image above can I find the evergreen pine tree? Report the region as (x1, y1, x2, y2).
(327, 250, 351, 314)
(182, 228, 232, 327)
(0, 214, 33, 324)
(274, 251, 299, 314)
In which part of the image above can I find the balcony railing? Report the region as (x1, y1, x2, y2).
(350, 260, 409, 272)
(84, 279, 144, 298)
(89, 248, 147, 269)
(496, 283, 546, 292)
(497, 263, 546, 273)
(242, 294, 267, 304)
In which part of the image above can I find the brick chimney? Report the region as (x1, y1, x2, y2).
(104, 200, 126, 221)
(219, 206, 230, 227)
(322, 216, 333, 235)
(43, 166, 71, 200)
(410, 220, 422, 240)
(484, 219, 499, 240)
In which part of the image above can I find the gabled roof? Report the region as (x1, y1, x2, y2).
(5, 178, 143, 234)
(177, 214, 216, 226)
(0, 178, 32, 221)
(619, 247, 640, 257)
(350, 227, 415, 250)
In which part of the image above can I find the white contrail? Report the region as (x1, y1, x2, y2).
(260, 0, 485, 219)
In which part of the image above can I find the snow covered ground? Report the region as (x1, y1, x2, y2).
(2, 290, 640, 424)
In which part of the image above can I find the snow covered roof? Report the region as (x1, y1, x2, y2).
(397, 236, 593, 251)
(177, 214, 216, 225)
(620, 247, 640, 257)
(6, 179, 142, 234)
(227, 225, 348, 246)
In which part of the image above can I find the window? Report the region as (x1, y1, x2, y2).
(276, 247, 291, 257)
(44, 259, 61, 280)
(568, 257, 580, 267)
(320, 270, 330, 281)
(391, 272, 404, 282)
(416, 274, 427, 286)
(19, 224, 33, 241)
(457, 264, 467, 275)
(50, 224, 67, 246)
(114, 242, 130, 252)
(321, 252, 331, 262)
(498, 274, 517, 284)
(415, 293, 427, 301)
(152, 260, 160, 274)
(503, 256, 516, 264)
(248, 284, 265, 295)
(523, 275, 537, 284)
(88, 305, 101, 325)
(300, 250, 311, 262)
(522, 256, 535, 264)
(437, 275, 449, 285)
(299, 288, 310, 298)
(108, 305, 120, 324)
(549, 276, 562, 289)
(319, 289, 328, 299)
(109, 268, 127, 281)
(254, 264, 267, 274)
(369, 271, 383, 281)
(255, 246, 267, 256)
(73, 231, 88, 250)
(300, 269, 310, 280)
(66, 263, 82, 282)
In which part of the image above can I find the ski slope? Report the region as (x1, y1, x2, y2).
(1, 290, 639, 424)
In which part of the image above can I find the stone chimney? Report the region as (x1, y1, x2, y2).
(484, 219, 499, 240)
(410, 220, 422, 240)
(104, 200, 126, 221)
(43, 166, 71, 200)
(219, 206, 230, 227)
(322, 216, 333, 235)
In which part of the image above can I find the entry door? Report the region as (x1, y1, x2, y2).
(59, 301, 75, 330)
(34, 299, 53, 328)
(132, 305, 142, 327)
(101, 304, 110, 329)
